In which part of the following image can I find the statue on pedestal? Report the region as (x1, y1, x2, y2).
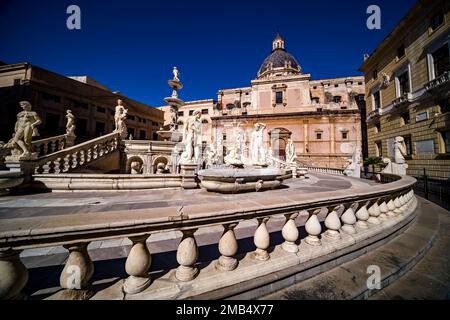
(382, 136, 408, 175)
(179, 109, 201, 164)
(251, 122, 267, 166)
(4, 101, 41, 159)
(286, 138, 297, 164)
(66, 110, 76, 136)
(173, 66, 180, 82)
(343, 145, 362, 178)
(114, 99, 128, 136)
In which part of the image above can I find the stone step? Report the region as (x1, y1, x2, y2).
(260, 197, 444, 300)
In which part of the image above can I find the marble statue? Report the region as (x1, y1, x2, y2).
(394, 136, 407, 164)
(382, 136, 408, 175)
(156, 162, 170, 174)
(224, 146, 243, 167)
(179, 109, 201, 164)
(66, 110, 76, 136)
(285, 138, 297, 164)
(130, 161, 143, 174)
(173, 66, 179, 81)
(4, 101, 41, 159)
(381, 72, 390, 88)
(251, 122, 267, 166)
(343, 145, 362, 178)
(206, 143, 219, 167)
(170, 106, 177, 131)
(114, 99, 128, 135)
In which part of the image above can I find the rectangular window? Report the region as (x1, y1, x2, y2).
(178, 111, 184, 116)
(313, 86, 317, 89)
(333, 96, 342, 103)
(398, 70, 410, 96)
(358, 82, 363, 85)
(129, 115, 135, 121)
(42, 93, 61, 103)
(375, 141, 382, 157)
(222, 134, 226, 141)
(316, 131, 322, 140)
(202, 109, 208, 115)
(400, 111, 410, 125)
(430, 11, 444, 32)
(97, 106, 106, 113)
(373, 91, 381, 110)
(139, 130, 146, 140)
(189, 110, 194, 116)
(404, 136, 413, 155)
(334, 84, 339, 88)
(95, 122, 105, 136)
(153, 133, 158, 140)
(432, 44, 449, 78)
(316, 108, 323, 112)
(143, 119, 146, 124)
(441, 131, 450, 153)
(275, 91, 283, 104)
(128, 128, 135, 137)
(13, 78, 21, 86)
(439, 98, 450, 114)
(375, 122, 381, 133)
(342, 131, 348, 140)
(312, 97, 320, 104)
(373, 68, 378, 80)
(73, 100, 88, 109)
(340, 106, 347, 110)
(397, 45, 405, 59)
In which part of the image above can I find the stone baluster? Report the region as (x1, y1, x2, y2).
(60, 243, 94, 300)
(305, 210, 322, 246)
(367, 201, 381, 225)
(217, 223, 239, 271)
(176, 229, 199, 281)
(67, 153, 74, 170)
(340, 205, 357, 234)
(124, 235, 152, 294)
(0, 249, 28, 300)
(355, 203, 370, 229)
(43, 143, 48, 156)
(50, 140, 56, 153)
(48, 160, 56, 174)
(387, 199, 396, 217)
(253, 217, 270, 261)
(58, 157, 66, 173)
(324, 207, 341, 240)
(393, 196, 403, 214)
(281, 213, 299, 253)
(378, 200, 389, 221)
(75, 151, 82, 168)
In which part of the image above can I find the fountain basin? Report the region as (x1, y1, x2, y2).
(0, 171, 24, 194)
(197, 167, 290, 193)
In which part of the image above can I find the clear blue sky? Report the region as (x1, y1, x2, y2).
(0, 0, 417, 106)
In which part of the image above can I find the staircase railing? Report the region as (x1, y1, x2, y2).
(31, 134, 68, 157)
(34, 132, 121, 174)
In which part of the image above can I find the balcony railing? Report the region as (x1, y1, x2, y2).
(425, 71, 450, 92)
(0, 171, 417, 300)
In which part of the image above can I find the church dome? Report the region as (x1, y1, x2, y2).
(257, 33, 301, 79)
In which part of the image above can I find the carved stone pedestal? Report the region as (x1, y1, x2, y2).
(180, 163, 198, 189)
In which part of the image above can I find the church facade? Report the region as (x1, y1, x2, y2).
(160, 34, 366, 168)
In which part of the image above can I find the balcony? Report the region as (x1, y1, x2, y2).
(367, 108, 381, 123)
(392, 93, 412, 109)
(425, 71, 450, 92)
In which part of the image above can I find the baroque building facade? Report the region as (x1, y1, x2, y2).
(0, 62, 164, 143)
(359, 0, 450, 178)
(159, 34, 366, 168)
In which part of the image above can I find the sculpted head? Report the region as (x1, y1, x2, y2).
(395, 136, 404, 143)
(193, 109, 201, 119)
(117, 99, 123, 106)
(19, 101, 32, 111)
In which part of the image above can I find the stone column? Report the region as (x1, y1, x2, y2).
(253, 217, 270, 261)
(281, 213, 299, 253)
(176, 229, 199, 281)
(340, 205, 357, 234)
(305, 211, 322, 246)
(217, 223, 239, 271)
(124, 235, 152, 294)
(0, 249, 28, 300)
(329, 121, 335, 154)
(324, 207, 341, 240)
(60, 242, 94, 300)
(180, 163, 199, 189)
